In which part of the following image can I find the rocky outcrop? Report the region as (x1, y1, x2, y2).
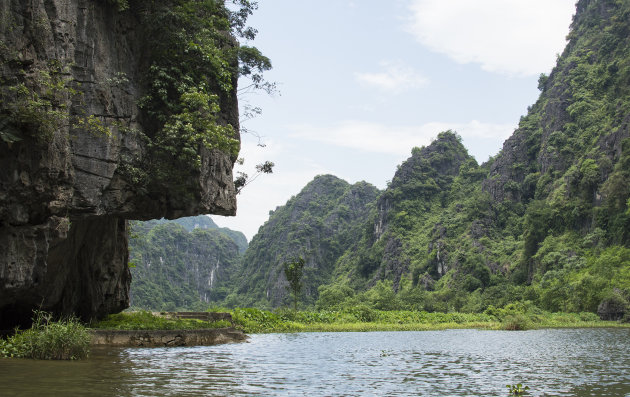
(128, 221, 242, 310)
(370, 131, 473, 288)
(375, 131, 471, 240)
(484, 0, 630, 205)
(0, 1, 238, 328)
(482, 128, 532, 203)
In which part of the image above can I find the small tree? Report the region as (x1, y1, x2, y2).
(283, 257, 305, 311)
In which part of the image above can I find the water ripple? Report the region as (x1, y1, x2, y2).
(1, 329, 629, 396)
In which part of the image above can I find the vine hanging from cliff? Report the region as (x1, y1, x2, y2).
(113, 0, 271, 174)
(0, 58, 110, 145)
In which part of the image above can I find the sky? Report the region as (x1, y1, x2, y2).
(211, 0, 577, 241)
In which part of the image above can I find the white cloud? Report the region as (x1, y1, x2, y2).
(406, 0, 575, 76)
(451, 120, 516, 140)
(290, 119, 515, 157)
(355, 61, 428, 93)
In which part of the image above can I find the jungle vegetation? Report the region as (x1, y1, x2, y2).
(128, 0, 630, 323)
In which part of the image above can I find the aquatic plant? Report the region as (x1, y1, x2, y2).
(506, 383, 530, 396)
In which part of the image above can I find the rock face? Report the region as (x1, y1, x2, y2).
(484, 0, 630, 205)
(128, 221, 243, 310)
(370, 131, 474, 288)
(0, 1, 238, 328)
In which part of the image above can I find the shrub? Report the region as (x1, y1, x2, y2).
(315, 283, 355, 310)
(231, 308, 295, 333)
(0, 311, 90, 360)
(343, 304, 378, 322)
(578, 311, 600, 322)
(364, 280, 402, 310)
(501, 314, 532, 331)
(597, 289, 629, 320)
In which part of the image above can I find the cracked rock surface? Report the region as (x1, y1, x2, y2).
(0, 0, 238, 328)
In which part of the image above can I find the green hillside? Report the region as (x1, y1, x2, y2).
(228, 0, 630, 318)
(135, 215, 248, 253)
(127, 0, 630, 319)
(128, 218, 244, 310)
(225, 175, 380, 308)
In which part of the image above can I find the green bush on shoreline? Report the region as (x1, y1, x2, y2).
(0, 311, 90, 360)
(87, 305, 628, 335)
(228, 304, 625, 333)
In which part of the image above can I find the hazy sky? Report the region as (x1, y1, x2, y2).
(211, 0, 577, 240)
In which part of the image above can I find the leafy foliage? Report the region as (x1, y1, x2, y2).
(0, 311, 90, 360)
(223, 175, 380, 308)
(234, 160, 275, 193)
(92, 311, 231, 330)
(0, 62, 73, 142)
(283, 257, 305, 310)
(0, 59, 111, 143)
(135, 0, 240, 171)
(506, 384, 530, 396)
(101, 0, 272, 180)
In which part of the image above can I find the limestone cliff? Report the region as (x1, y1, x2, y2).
(231, 175, 380, 308)
(370, 131, 474, 289)
(128, 220, 243, 310)
(484, 0, 630, 206)
(0, 0, 238, 328)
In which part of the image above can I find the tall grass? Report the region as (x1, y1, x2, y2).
(0, 311, 90, 360)
(229, 307, 629, 333)
(88, 307, 630, 335)
(91, 311, 232, 330)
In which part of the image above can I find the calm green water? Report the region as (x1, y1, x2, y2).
(1, 328, 629, 396)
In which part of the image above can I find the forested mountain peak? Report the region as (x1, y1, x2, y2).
(227, 175, 381, 307)
(390, 131, 472, 190)
(134, 215, 248, 253)
(127, 0, 629, 318)
(375, 130, 476, 239)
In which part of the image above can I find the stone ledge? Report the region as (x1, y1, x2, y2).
(91, 327, 248, 347)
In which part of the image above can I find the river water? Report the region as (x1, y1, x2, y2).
(1, 328, 629, 396)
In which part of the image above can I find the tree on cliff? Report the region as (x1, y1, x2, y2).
(283, 257, 305, 311)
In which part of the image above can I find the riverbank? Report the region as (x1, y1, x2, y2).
(91, 327, 248, 347)
(92, 307, 629, 335)
(88, 311, 248, 347)
(240, 319, 629, 333)
(230, 307, 629, 333)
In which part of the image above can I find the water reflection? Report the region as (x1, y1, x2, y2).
(0, 328, 629, 396)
